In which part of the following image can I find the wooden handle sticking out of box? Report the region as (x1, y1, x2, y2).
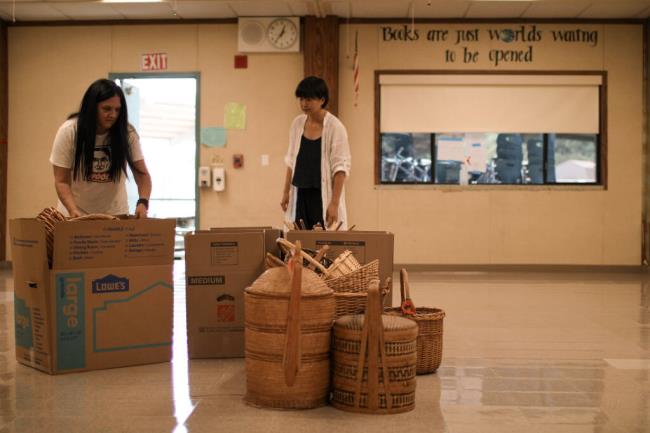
(283, 240, 303, 387)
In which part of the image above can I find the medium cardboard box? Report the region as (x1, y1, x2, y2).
(10, 217, 176, 374)
(185, 228, 280, 358)
(286, 230, 395, 305)
(209, 227, 281, 259)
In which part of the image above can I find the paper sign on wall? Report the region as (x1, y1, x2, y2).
(201, 127, 227, 148)
(141, 53, 168, 71)
(224, 103, 246, 130)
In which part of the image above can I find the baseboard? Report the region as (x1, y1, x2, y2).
(393, 264, 647, 273)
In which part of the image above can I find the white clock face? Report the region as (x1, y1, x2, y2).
(267, 18, 298, 49)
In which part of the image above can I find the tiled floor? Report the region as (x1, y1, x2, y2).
(1, 264, 649, 433)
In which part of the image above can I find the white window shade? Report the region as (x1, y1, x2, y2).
(379, 74, 602, 134)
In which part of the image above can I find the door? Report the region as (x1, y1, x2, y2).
(111, 73, 199, 258)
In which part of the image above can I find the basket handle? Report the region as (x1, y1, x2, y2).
(276, 237, 329, 274)
(399, 268, 416, 316)
(265, 252, 286, 269)
(308, 244, 329, 271)
(282, 240, 303, 387)
(354, 279, 393, 412)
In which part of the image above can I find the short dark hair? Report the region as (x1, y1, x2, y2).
(295, 76, 329, 108)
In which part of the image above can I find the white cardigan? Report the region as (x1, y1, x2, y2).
(284, 112, 351, 229)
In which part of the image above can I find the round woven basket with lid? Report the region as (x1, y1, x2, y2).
(331, 281, 418, 414)
(244, 241, 335, 409)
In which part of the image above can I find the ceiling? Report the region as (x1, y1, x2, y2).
(0, 0, 649, 23)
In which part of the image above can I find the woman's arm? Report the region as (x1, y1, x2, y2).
(52, 165, 81, 218)
(326, 171, 346, 228)
(281, 166, 293, 212)
(132, 159, 152, 218)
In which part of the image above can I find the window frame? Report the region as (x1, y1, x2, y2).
(374, 70, 608, 187)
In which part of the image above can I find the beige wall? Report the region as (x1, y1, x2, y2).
(339, 23, 643, 265)
(6, 22, 644, 265)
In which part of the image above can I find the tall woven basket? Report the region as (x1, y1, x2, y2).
(331, 281, 418, 414)
(385, 269, 445, 375)
(244, 241, 336, 409)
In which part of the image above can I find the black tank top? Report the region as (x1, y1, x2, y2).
(292, 135, 322, 188)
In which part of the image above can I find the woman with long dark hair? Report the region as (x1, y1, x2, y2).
(50, 78, 152, 218)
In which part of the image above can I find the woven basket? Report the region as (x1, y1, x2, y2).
(331, 281, 418, 414)
(333, 279, 391, 320)
(385, 269, 445, 375)
(36, 207, 66, 267)
(325, 250, 361, 280)
(245, 240, 335, 409)
(325, 259, 379, 293)
(35, 209, 119, 268)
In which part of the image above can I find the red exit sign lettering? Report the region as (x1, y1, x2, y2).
(141, 53, 168, 71)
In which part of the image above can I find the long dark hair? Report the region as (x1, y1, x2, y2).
(70, 79, 138, 182)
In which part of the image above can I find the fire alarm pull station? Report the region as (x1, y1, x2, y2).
(233, 154, 244, 169)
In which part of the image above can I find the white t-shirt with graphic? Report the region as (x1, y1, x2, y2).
(49, 118, 144, 216)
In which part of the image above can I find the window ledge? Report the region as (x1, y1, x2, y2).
(373, 184, 606, 191)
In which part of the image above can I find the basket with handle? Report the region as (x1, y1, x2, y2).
(325, 250, 362, 280)
(325, 259, 379, 293)
(244, 240, 335, 409)
(385, 269, 445, 375)
(333, 277, 391, 320)
(331, 280, 418, 414)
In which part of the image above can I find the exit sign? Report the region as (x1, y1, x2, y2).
(141, 52, 168, 71)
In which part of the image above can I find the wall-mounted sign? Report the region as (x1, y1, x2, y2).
(141, 52, 168, 71)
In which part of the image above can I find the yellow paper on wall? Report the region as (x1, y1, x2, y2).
(224, 102, 246, 130)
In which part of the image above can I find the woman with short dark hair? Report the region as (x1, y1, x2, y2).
(50, 78, 152, 218)
(281, 76, 351, 229)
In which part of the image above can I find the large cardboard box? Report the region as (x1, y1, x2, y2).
(10, 218, 176, 374)
(286, 230, 395, 305)
(185, 228, 281, 358)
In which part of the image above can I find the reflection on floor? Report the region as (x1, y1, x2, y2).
(0, 264, 649, 433)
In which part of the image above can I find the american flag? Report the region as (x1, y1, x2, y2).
(353, 30, 360, 107)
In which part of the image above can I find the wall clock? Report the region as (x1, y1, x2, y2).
(238, 17, 301, 53)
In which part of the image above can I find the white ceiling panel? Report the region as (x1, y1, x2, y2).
(229, 0, 293, 17)
(349, 0, 411, 18)
(286, 0, 310, 16)
(635, 5, 650, 17)
(579, 1, 650, 18)
(465, 1, 532, 18)
(0, 5, 12, 21)
(52, 2, 125, 19)
(522, 0, 591, 18)
(413, 0, 471, 18)
(0, 0, 649, 22)
(171, 1, 236, 19)
(107, 2, 177, 19)
(1, 2, 69, 20)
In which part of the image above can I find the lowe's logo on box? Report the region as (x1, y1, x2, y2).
(92, 274, 129, 294)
